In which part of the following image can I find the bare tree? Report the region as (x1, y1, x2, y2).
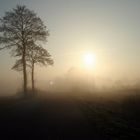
(12, 43, 54, 94)
(0, 5, 49, 95)
(28, 44, 53, 93)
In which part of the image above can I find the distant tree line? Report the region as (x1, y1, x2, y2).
(0, 5, 53, 96)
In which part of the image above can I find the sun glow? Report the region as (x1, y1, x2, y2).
(83, 53, 96, 68)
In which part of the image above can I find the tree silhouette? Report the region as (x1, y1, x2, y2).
(28, 44, 53, 93)
(0, 5, 49, 95)
(12, 43, 54, 94)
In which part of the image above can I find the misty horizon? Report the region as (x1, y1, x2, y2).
(0, 0, 140, 96)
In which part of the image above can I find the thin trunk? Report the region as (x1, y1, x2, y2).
(23, 45, 27, 96)
(21, 14, 27, 96)
(32, 62, 35, 94)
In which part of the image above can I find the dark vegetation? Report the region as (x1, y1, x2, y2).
(77, 89, 140, 139)
(0, 88, 140, 139)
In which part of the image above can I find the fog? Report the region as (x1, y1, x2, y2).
(23, 67, 140, 99)
(1, 66, 140, 97)
(0, 1, 140, 139)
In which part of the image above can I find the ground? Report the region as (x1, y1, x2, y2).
(0, 91, 140, 139)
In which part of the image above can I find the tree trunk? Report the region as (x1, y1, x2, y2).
(32, 62, 35, 94)
(23, 46, 27, 96)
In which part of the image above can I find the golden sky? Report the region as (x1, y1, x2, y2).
(0, 0, 140, 93)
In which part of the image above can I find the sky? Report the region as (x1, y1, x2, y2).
(0, 0, 140, 94)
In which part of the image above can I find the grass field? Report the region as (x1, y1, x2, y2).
(0, 89, 140, 139)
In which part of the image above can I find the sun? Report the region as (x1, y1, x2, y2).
(83, 52, 96, 68)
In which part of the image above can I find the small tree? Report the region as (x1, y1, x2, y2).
(12, 43, 54, 94)
(0, 5, 49, 95)
(28, 44, 53, 93)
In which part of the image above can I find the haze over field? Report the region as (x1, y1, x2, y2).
(0, 1, 140, 139)
(0, 0, 140, 95)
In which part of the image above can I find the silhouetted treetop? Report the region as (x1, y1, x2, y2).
(0, 5, 49, 50)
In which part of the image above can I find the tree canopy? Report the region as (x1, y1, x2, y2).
(0, 5, 51, 95)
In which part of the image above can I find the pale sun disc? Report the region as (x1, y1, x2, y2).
(83, 53, 96, 68)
